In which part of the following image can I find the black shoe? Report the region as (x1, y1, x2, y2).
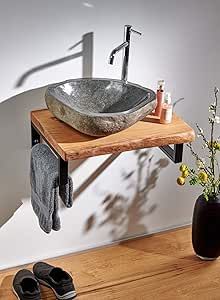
(12, 269, 41, 300)
(33, 262, 77, 300)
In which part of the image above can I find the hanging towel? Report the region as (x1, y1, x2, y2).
(30, 144, 73, 234)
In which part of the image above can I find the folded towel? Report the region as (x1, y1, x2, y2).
(30, 144, 73, 233)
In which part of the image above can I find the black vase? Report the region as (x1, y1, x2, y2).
(192, 194, 220, 260)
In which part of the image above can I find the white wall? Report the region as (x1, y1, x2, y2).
(0, 0, 219, 270)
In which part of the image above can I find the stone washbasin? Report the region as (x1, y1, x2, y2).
(45, 78, 156, 137)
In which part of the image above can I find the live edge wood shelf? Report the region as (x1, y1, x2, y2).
(31, 109, 195, 200)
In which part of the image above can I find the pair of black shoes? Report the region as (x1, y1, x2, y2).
(12, 262, 77, 300)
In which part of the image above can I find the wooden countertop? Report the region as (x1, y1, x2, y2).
(31, 109, 195, 161)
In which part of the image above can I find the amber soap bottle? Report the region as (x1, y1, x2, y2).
(154, 80, 165, 117)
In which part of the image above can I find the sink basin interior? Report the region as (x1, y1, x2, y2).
(48, 78, 154, 116)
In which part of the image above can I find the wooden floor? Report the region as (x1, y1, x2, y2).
(1, 227, 220, 299)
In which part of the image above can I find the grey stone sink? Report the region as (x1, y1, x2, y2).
(45, 78, 156, 137)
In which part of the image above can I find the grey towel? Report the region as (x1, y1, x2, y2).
(30, 144, 73, 233)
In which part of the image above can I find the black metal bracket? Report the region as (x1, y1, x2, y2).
(31, 124, 41, 147)
(159, 144, 183, 163)
(58, 157, 68, 196)
(31, 123, 69, 201)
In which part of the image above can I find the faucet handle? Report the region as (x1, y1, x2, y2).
(124, 25, 142, 36)
(131, 28, 142, 36)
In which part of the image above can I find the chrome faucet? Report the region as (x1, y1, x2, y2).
(108, 25, 142, 82)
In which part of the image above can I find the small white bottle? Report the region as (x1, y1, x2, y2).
(160, 92, 173, 124)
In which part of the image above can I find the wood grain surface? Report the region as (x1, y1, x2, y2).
(31, 109, 195, 161)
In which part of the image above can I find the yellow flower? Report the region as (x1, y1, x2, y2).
(179, 164, 187, 172)
(216, 143, 220, 151)
(208, 141, 220, 150)
(198, 172, 208, 183)
(182, 169, 189, 178)
(177, 176, 185, 186)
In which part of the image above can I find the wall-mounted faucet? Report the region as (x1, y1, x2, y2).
(108, 25, 142, 82)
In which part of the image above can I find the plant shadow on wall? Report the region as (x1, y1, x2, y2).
(84, 150, 169, 239)
(0, 32, 93, 228)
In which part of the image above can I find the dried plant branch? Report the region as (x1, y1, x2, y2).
(178, 88, 220, 200)
(187, 143, 212, 176)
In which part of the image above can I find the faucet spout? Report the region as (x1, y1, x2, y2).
(108, 41, 129, 65)
(108, 25, 141, 82)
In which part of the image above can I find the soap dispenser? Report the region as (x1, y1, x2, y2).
(160, 92, 173, 124)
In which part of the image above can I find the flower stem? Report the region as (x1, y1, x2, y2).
(210, 88, 219, 195)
